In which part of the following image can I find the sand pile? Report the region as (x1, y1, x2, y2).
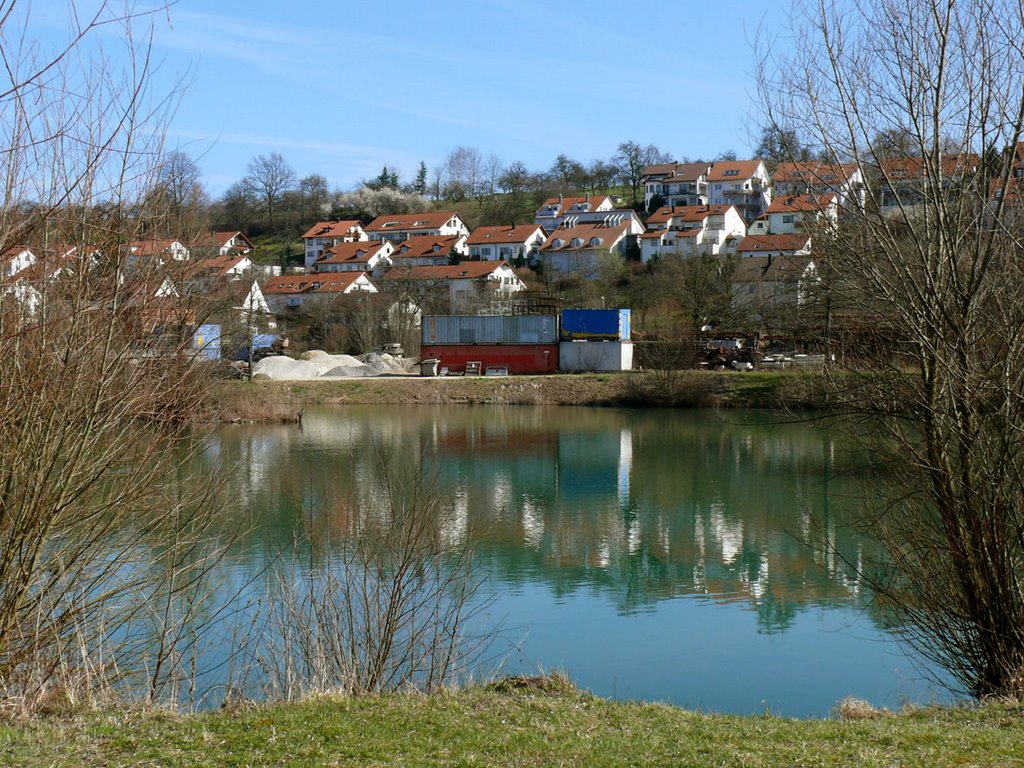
(252, 350, 414, 380)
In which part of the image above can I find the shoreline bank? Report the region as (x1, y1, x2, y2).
(200, 369, 832, 423)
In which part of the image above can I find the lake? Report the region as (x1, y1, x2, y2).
(197, 405, 945, 717)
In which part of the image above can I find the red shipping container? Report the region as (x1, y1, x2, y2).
(421, 344, 558, 375)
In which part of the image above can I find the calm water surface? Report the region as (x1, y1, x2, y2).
(202, 405, 945, 717)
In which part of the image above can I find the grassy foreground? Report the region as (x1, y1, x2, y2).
(2, 683, 1022, 767)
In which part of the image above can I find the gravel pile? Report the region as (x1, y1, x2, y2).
(252, 350, 414, 380)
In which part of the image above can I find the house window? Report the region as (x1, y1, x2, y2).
(482, 247, 492, 256)
(589, 237, 602, 247)
(571, 238, 583, 248)
(782, 215, 795, 223)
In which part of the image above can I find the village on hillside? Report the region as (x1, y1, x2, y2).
(3, 144, 1020, 376)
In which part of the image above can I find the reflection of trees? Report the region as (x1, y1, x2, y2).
(197, 407, 886, 631)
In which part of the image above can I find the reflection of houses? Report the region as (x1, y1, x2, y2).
(706, 159, 773, 223)
(466, 225, 546, 263)
(537, 221, 643, 279)
(302, 220, 368, 267)
(311, 240, 394, 274)
(260, 271, 377, 312)
(772, 162, 865, 209)
(534, 194, 614, 230)
(640, 204, 746, 263)
(641, 161, 712, 211)
(384, 261, 525, 313)
(364, 211, 469, 243)
(390, 235, 468, 268)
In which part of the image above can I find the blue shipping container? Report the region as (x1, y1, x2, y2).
(559, 309, 631, 341)
(193, 324, 221, 361)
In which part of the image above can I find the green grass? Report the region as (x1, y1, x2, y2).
(1, 685, 1022, 766)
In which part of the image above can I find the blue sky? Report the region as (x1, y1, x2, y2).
(33, 0, 793, 196)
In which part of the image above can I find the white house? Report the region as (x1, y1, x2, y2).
(772, 162, 865, 210)
(534, 194, 615, 230)
(732, 254, 820, 314)
(706, 160, 773, 223)
(193, 231, 254, 257)
(755, 193, 839, 235)
(385, 261, 525, 313)
(302, 220, 368, 267)
(364, 211, 469, 243)
(878, 154, 979, 211)
(537, 221, 643, 279)
(389, 235, 468, 268)
(466, 225, 546, 263)
(641, 204, 746, 263)
(128, 239, 191, 265)
(312, 240, 394, 275)
(260, 271, 377, 312)
(641, 162, 712, 211)
(2, 246, 37, 278)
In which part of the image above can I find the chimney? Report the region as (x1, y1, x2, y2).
(558, 193, 564, 204)
(586, 192, 590, 203)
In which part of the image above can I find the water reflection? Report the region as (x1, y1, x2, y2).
(197, 405, 936, 715)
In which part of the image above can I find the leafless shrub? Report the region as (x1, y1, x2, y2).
(250, 454, 494, 700)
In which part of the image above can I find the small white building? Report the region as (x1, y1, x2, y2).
(385, 261, 525, 313)
(641, 162, 712, 212)
(641, 204, 746, 263)
(260, 271, 377, 312)
(302, 220, 368, 268)
(312, 241, 394, 274)
(534, 194, 615, 230)
(193, 231, 254, 257)
(390, 235, 468, 268)
(128, 239, 191, 265)
(537, 221, 643, 279)
(732, 254, 819, 314)
(760, 193, 839, 235)
(466, 225, 546, 262)
(772, 162, 865, 210)
(1, 246, 37, 278)
(706, 160, 773, 223)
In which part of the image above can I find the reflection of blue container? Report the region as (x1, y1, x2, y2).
(193, 324, 221, 361)
(560, 309, 631, 341)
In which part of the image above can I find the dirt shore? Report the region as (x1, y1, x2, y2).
(201, 369, 831, 423)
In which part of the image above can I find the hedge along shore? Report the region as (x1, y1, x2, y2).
(199, 369, 834, 423)
(2, 682, 1022, 767)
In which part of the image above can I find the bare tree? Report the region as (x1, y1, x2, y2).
(245, 152, 295, 227)
(615, 141, 672, 205)
(759, 0, 1024, 699)
(0, 1, 229, 710)
(441, 146, 483, 201)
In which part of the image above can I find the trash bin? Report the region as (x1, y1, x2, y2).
(420, 358, 440, 377)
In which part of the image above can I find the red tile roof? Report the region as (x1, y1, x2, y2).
(261, 272, 368, 295)
(642, 161, 711, 182)
(737, 234, 812, 253)
(541, 222, 631, 251)
(772, 162, 859, 184)
(765, 193, 837, 214)
(466, 225, 543, 245)
(314, 241, 388, 266)
(393, 236, 464, 259)
(192, 230, 253, 250)
(646, 204, 736, 226)
(385, 261, 510, 281)
(196, 253, 251, 276)
(301, 220, 363, 240)
(364, 211, 460, 233)
(707, 160, 765, 182)
(535, 196, 611, 217)
(880, 154, 979, 179)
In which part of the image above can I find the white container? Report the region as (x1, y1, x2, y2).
(558, 341, 634, 372)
